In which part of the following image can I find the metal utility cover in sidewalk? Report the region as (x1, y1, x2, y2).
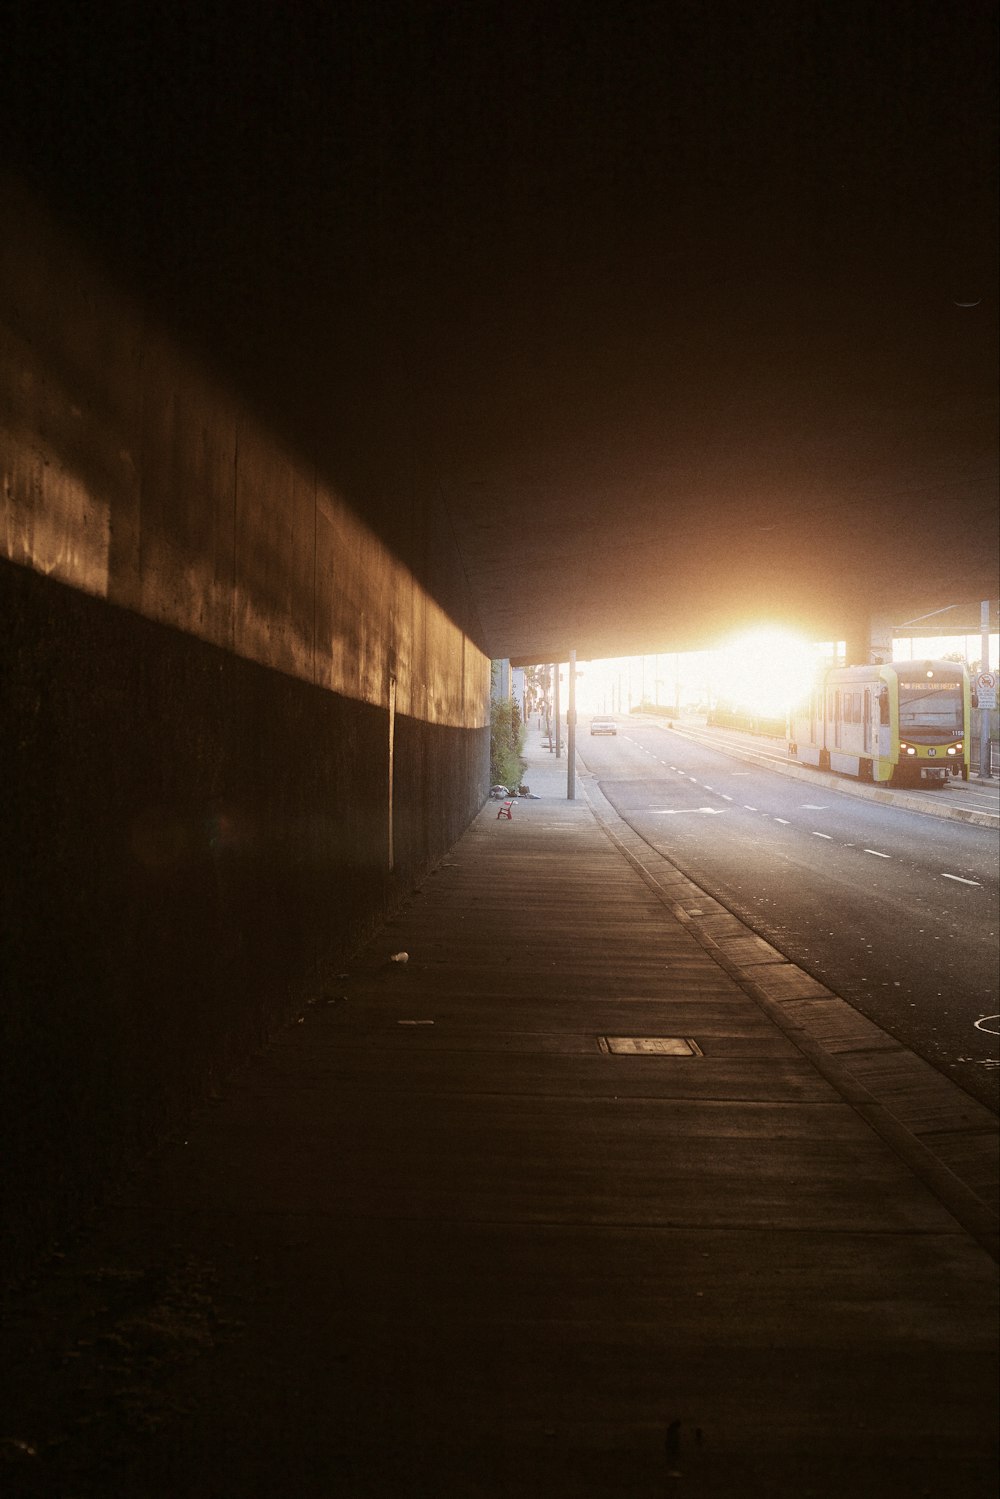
(599, 1036, 703, 1056)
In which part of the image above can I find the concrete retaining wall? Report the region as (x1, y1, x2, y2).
(1, 179, 490, 1283)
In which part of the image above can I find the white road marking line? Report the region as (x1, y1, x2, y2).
(774, 817, 790, 824)
(648, 808, 725, 816)
(812, 832, 833, 840)
(941, 873, 981, 886)
(721, 794, 733, 801)
(743, 804, 757, 811)
(802, 804, 828, 809)
(864, 849, 890, 858)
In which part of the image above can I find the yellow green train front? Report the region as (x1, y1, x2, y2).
(885, 660, 970, 785)
(788, 659, 971, 785)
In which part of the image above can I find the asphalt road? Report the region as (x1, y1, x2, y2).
(580, 721, 1000, 1112)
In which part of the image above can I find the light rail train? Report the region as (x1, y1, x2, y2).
(787, 659, 972, 786)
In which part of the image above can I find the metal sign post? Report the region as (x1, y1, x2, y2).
(979, 601, 994, 778)
(554, 664, 561, 759)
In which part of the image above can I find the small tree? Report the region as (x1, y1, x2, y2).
(524, 663, 549, 718)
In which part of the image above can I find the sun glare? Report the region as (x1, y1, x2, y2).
(726, 628, 818, 719)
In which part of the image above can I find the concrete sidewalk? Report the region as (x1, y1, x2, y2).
(3, 727, 998, 1498)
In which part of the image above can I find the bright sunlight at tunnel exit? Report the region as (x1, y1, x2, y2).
(571, 628, 828, 720)
(567, 623, 998, 722)
(725, 627, 820, 718)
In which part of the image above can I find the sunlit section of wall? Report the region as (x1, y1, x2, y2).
(0, 212, 118, 598)
(0, 407, 112, 597)
(0, 177, 488, 729)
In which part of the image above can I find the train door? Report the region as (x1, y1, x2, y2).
(873, 683, 892, 780)
(863, 688, 875, 757)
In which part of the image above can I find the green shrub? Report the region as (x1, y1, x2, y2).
(490, 695, 526, 788)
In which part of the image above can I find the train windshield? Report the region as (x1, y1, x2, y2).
(897, 679, 964, 737)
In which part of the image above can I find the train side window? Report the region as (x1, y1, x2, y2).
(878, 687, 889, 725)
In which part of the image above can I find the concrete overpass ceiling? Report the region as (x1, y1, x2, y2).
(439, 459, 998, 664)
(4, 2, 997, 663)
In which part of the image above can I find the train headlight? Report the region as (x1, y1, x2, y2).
(956, 741, 963, 751)
(947, 746, 957, 755)
(906, 746, 916, 756)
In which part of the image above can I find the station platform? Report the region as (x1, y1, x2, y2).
(3, 726, 998, 1498)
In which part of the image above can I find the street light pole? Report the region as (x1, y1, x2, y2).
(567, 649, 577, 800)
(980, 600, 992, 779)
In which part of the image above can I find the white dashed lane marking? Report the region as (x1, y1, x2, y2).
(648, 808, 725, 816)
(630, 747, 990, 901)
